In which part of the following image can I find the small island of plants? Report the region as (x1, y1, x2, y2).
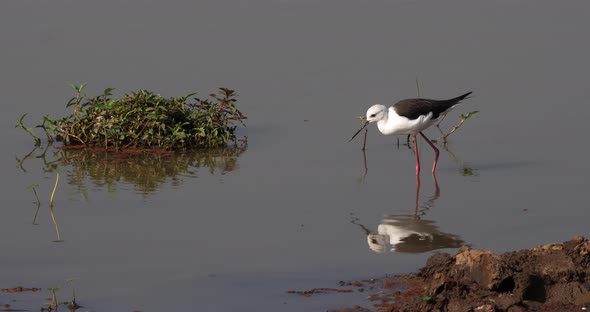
(17, 84, 246, 150)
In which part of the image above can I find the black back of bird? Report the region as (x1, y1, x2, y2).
(393, 92, 472, 120)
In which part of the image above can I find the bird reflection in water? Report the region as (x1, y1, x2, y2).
(352, 150, 465, 253)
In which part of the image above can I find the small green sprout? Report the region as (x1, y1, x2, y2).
(49, 173, 63, 242)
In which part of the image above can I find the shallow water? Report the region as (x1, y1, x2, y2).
(2, 0, 590, 311)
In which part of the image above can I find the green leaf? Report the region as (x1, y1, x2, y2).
(460, 111, 479, 120)
(68, 82, 87, 93)
(78, 82, 88, 92)
(66, 97, 77, 107)
(15, 113, 27, 128)
(103, 87, 115, 96)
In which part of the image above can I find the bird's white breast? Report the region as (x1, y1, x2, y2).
(377, 107, 435, 135)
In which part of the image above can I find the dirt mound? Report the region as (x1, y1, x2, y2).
(377, 235, 590, 311)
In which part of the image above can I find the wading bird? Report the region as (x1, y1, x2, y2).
(349, 92, 472, 175)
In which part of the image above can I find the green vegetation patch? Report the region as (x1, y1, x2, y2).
(18, 84, 246, 149)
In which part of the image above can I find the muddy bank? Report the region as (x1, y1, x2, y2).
(333, 235, 590, 311)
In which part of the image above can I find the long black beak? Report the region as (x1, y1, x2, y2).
(349, 121, 370, 142)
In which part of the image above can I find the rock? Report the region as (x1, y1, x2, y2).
(474, 303, 496, 312)
(421, 252, 453, 276)
(535, 243, 563, 251)
(493, 293, 520, 310)
(454, 249, 506, 290)
(573, 235, 586, 242)
(575, 240, 590, 256)
(506, 306, 527, 312)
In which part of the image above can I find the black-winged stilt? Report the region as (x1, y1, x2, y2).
(349, 92, 473, 175)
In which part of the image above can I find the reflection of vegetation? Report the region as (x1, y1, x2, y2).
(28, 184, 41, 225)
(440, 145, 480, 178)
(49, 173, 63, 242)
(462, 167, 479, 177)
(17, 141, 247, 195)
(64, 144, 247, 193)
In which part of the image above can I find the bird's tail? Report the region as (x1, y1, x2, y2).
(436, 92, 473, 115)
(451, 92, 473, 103)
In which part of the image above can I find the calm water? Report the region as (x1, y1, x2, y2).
(2, 1, 590, 311)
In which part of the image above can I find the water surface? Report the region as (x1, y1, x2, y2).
(1, 0, 590, 311)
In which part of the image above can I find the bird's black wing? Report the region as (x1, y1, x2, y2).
(393, 92, 472, 120)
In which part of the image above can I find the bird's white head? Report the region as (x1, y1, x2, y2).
(366, 104, 388, 123)
(349, 104, 389, 142)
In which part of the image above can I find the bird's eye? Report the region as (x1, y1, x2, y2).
(370, 114, 376, 118)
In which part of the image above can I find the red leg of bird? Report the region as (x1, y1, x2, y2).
(419, 131, 439, 174)
(414, 174, 421, 217)
(413, 135, 420, 175)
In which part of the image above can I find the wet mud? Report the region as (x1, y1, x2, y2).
(326, 235, 590, 311)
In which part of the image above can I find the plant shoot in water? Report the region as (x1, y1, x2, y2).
(45, 287, 59, 311)
(16, 114, 41, 146)
(49, 173, 63, 242)
(437, 111, 479, 142)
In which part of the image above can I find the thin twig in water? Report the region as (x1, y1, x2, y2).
(436, 111, 479, 143)
(56, 126, 87, 146)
